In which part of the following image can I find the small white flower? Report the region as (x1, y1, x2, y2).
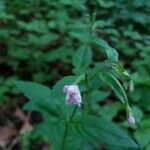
(63, 85, 82, 107)
(127, 115, 135, 125)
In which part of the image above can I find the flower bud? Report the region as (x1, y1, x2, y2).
(63, 85, 82, 107)
(129, 80, 134, 92)
(126, 105, 135, 126)
(127, 115, 135, 125)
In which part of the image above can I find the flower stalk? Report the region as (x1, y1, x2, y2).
(61, 106, 78, 150)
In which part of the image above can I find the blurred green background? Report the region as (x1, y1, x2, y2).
(0, 0, 150, 149)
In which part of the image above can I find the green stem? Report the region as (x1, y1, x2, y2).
(61, 106, 78, 150)
(85, 73, 90, 97)
(83, 74, 91, 113)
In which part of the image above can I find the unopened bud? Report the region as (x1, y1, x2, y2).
(127, 115, 135, 125)
(129, 80, 134, 92)
(126, 105, 135, 126)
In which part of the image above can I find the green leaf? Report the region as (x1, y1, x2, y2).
(71, 115, 138, 148)
(98, 102, 123, 121)
(16, 81, 59, 118)
(32, 121, 65, 148)
(63, 138, 94, 150)
(44, 49, 74, 62)
(132, 106, 143, 123)
(92, 36, 118, 62)
(111, 63, 131, 81)
(134, 128, 150, 148)
(91, 36, 118, 62)
(50, 76, 79, 118)
(72, 46, 92, 75)
(51, 76, 77, 98)
(16, 81, 51, 104)
(100, 72, 128, 104)
(25, 20, 48, 33)
(106, 46, 118, 62)
(8, 48, 30, 60)
(134, 117, 150, 149)
(87, 90, 110, 103)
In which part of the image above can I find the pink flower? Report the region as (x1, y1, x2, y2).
(63, 85, 82, 107)
(127, 115, 135, 125)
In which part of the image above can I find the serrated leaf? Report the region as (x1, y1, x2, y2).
(16, 81, 59, 118)
(16, 81, 51, 104)
(72, 46, 92, 75)
(71, 115, 138, 148)
(100, 72, 127, 104)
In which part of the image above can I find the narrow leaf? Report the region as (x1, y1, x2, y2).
(100, 72, 128, 104)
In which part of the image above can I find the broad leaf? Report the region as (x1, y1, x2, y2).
(31, 121, 65, 149)
(87, 90, 110, 103)
(16, 81, 59, 118)
(71, 115, 138, 148)
(16, 81, 51, 105)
